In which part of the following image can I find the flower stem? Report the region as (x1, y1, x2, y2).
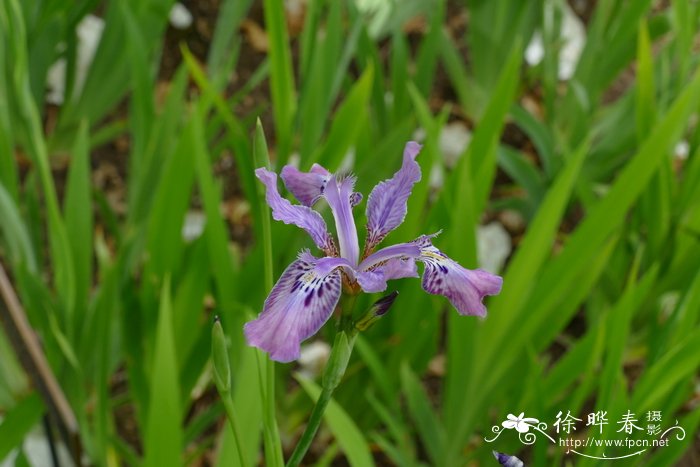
(254, 120, 285, 466)
(285, 376, 335, 467)
(219, 390, 249, 467)
(286, 320, 357, 466)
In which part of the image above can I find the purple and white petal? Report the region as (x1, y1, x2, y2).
(414, 235, 502, 317)
(365, 142, 422, 249)
(359, 242, 421, 271)
(356, 258, 418, 293)
(280, 163, 330, 206)
(256, 168, 334, 253)
(244, 251, 343, 362)
(324, 175, 360, 265)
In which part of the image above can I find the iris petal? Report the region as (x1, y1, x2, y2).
(415, 235, 502, 317)
(324, 176, 361, 265)
(359, 242, 421, 271)
(365, 142, 422, 249)
(356, 258, 418, 293)
(256, 168, 334, 253)
(280, 163, 330, 206)
(244, 251, 343, 362)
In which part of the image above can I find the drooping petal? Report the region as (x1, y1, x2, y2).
(365, 142, 422, 249)
(280, 163, 330, 206)
(324, 175, 360, 265)
(414, 235, 502, 317)
(256, 168, 334, 253)
(244, 251, 343, 362)
(356, 258, 418, 293)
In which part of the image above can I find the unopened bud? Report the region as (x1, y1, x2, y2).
(492, 451, 524, 467)
(355, 291, 398, 331)
(212, 316, 231, 392)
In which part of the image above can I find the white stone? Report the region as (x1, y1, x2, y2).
(46, 14, 105, 104)
(182, 211, 206, 242)
(477, 222, 511, 274)
(674, 140, 690, 161)
(439, 121, 471, 168)
(525, 32, 545, 66)
(524, 3, 586, 81)
(169, 3, 193, 30)
(298, 341, 331, 379)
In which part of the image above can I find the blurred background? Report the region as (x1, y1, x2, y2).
(1, 0, 700, 465)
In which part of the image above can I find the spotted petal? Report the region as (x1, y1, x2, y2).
(414, 235, 502, 317)
(365, 142, 422, 249)
(280, 163, 330, 206)
(256, 168, 334, 253)
(244, 251, 344, 362)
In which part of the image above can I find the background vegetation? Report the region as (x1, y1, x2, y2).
(1, 0, 699, 465)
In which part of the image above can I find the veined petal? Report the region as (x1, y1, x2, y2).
(365, 142, 422, 249)
(244, 251, 343, 362)
(356, 257, 418, 293)
(280, 163, 330, 206)
(256, 168, 334, 253)
(359, 242, 421, 271)
(324, 175, 360, 265)
(414, 235, 502, 317)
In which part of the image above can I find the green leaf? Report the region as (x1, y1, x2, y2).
(400, 363, 446, 466)
(635, 19, 656, 140)
(63, 120, 93, 333)
(446, 137, 589, 454)
(632, 328, 700, 412)
(144, 277, 182, 467)
(312, 65, 374, 170)
(145, 125, 195, 275)
(0, 182, 36, 271)
(262, 0, 296, 165)
(0, 392, 44, 462)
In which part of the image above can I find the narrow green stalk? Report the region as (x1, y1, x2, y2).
(286, 376, 335, 467)
(254, 120, 285, 467)
(286, 297, 358, 467)
(220, 391, 249, 467)
(212, 318, 248, 467)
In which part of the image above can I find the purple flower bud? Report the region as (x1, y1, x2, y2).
(492, 451, 524, 467)
(355, 291, 399, 331)
(373, 290, 399, 316)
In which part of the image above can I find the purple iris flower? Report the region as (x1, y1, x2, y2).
(245, 142, 503, 362)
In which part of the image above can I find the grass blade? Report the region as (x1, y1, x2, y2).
(143, 277, 183, 467)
